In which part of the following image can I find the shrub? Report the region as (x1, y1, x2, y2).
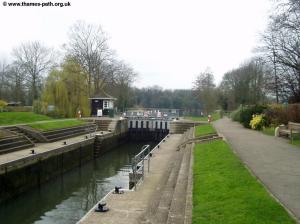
(287, 104, 300, 123)
(250, 114, 267, 130)
(33, 100, 48, 115)
(240, 105, 268, 128)
(46, 110, 64, 119)
(231, 105, 243, 122)
(264, 104, 288, 126)
(264, 103, 300, 126)
(0, 99, 7, 112)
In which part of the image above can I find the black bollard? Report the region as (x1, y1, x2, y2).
(95, 201, 109, 212)
(114, 186, 124, 194)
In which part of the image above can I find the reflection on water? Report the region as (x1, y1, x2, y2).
(0, 142, 152, 224)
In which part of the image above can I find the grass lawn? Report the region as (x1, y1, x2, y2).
(185, 112, 221, 122)
(195, 124, 216, 137)
(0, 112, 52, 126)
(291, 134, 300, 147)
(262, 126, 275, 136)
(193, 140, 295, 224)
(28, 119, 86, 131)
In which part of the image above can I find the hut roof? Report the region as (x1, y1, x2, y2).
(89, 90, 117, 100)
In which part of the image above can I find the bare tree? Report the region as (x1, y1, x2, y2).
(193, 69, 217, 114)
(12, 41, 54, 104)
(0, 59, 9, 100)
(219, 58, 266, 109)
(258, 0, 300, 102)
(66, 21, 112, 96)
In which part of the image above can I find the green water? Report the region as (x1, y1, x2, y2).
(0, 142, 152, 224)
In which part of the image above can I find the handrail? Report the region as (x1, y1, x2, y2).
(131, 144, 150, 190)
(131, 134, 170, 190)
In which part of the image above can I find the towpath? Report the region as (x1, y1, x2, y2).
(213, 117, 300, 221)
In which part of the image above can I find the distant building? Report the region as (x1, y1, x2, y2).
(89, 90, 117, 117)
(7, 101, 21, 106)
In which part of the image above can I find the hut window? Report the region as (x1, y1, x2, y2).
(103, 101, 109, 109)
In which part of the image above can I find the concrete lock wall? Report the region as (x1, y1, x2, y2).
(0, 143, 94, 204)
(0, 131, 128, 204)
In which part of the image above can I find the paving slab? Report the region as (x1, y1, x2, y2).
(213, 117, 300, 221)
(0, 131, 109, 166)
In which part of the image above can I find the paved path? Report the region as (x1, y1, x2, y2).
(214, 117, 300, 221)
(0, 131, 109, 166)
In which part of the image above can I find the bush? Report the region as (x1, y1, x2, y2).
(46, 110, 64, 119)
(240, 105, 268, 128)
(33, 100, 48, 115)
(250, 114, 267, 130)
(0, 99, 7, 112)
(264, 104, 288, 126)
(264, 104, 300, 126)
(231, 105, 243, 122)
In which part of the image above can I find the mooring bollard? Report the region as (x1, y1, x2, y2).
(95, 201, 109, 212)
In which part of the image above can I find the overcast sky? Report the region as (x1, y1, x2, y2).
(0, 0, 271, 89)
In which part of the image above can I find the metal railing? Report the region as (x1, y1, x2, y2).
(131, 134, 170, 190)
(131, 144, 150, 190)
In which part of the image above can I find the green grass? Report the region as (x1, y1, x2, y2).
(291, 139, 300, 147)
(185, 112, 221, 122)
(0, 112, 52, 126)
(195, 124, 216, 137)
(291, 134, 300, 147)
(262, 126, 275, 136)
(193, 140, 295, 224)
(28, 119, 86, 131)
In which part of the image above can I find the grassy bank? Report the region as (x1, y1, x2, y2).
(262, 126, 275, 136)
(195, 124, 216, 137)
(0, 112, 52, 126)
(193, 140, 295, 224)
(29, 119, 86, 131)
(185, 112, 221, 122)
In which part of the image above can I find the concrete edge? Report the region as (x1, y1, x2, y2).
(184, 142, 194, 224)
(77, 188, 134, 224)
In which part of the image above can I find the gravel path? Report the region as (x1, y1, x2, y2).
(213, 117, 300, 222)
